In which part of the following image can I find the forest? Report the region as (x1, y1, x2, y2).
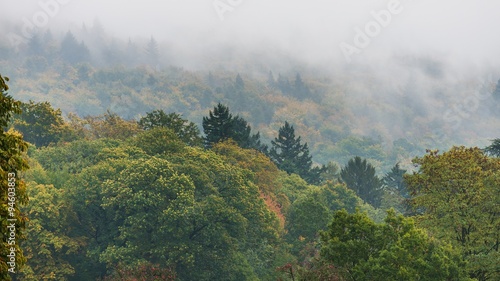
(0, 20, 499, 281)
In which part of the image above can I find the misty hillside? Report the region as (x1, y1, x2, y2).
(1, 1, 500, 281)
(2, 24, 500, 172)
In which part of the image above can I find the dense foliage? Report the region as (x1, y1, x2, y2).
(1, 26, 499, 279)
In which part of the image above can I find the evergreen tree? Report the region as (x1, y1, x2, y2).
(340, 156, 383, 208)
(277, 74, 291, 94)
(144, 36, 159, 66)
(382, 163, 408, 198)
(269, 122, 316, 183)
(60, 31, 90, 64)
(267, 71, 276, 88)
(203, 103, 233, 147)
(484, 138, 500, 157)
(27, 33, 43, 56)
(493, 79, 500, 100)
(292, 73, 310, 99)
(202, 104, 266, 151)
(235, 73, 244, 90)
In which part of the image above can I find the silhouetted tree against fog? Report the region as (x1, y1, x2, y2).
(493, 79, 500, 100)
(144, 36, 159, 67)
(60, 31, 90, 64)
(235, 73, 244, 90)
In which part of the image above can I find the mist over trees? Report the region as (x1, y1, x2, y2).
(1, 6, 500, 279)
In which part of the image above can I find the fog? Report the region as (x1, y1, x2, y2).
(3, 0, 500, 67)
(2, 0, 500, 149)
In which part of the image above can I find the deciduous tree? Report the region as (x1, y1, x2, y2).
(0, 75, 29, 280)
(405, 147, 500, 281)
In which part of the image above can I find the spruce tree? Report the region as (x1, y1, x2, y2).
(340, 156, 383, 208)
(202, 104, 266, 151)
(202, 103, 233, 147)
(383, 163, 408, 198)
(269, 121, 314, 181)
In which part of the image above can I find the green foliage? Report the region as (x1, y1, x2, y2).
(138, 110, 202, 146)
(202, 103, 266, 151)
(484, 138, 500, 157)
(127, 127, 185, 156)
(19, 183, 80, 281)
(12, 100, 68, 147)
(382, 163, 408, 198)
(405, 147, 500, 281)
(0, 74, 29, 280)
(270, 121, 323, 184)
(82, 111, 142, 140)
(320, 209, 468, 281)
(101, 262, 176, 281)
(340, 156, 383, 208)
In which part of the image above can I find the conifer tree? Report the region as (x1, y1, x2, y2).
(203, 103, 233, 147)
(340, 156, 383, 208)
(235, 73, 244, 90)
(202, 103, 266, 151)
(269, 121, 315, 182)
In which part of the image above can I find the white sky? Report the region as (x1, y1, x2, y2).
(2, 0, 500, 65)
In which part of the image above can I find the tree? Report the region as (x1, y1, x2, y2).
(18, 183, 80, 281)
(83, 110, 142, 140)
(267, 71, 276, 88)
(60, 31, 90, 64)
(138, 110, 202, 146)
(319, 209, 468, 281)
(269, 121, 318, 184)
(493, 79, 500, 100)
(144, 36, 159, 67)
(292, 73, 310, 99)
(11, 101, 67, 147)
(202, 103, 265, 151)
(382, 163, 408, 198)
(235, 73, 244, 90)
(0, 75, 29, 280)
(405, 147, 500, 281)
(484, 138, 500, 157)
(340, 156, 383, 208)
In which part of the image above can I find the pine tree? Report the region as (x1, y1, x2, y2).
(340, 156, 383, 208)
(267, 71, 276, 88)
(202, 103, 233, 147)
(493, 79, 500, 100)
(235, 74, 244, 90)
(202, 104, 266, 151)
(383, 163, 408, 198)
(60, 31, 90, 64)
(292, 73, 310, 99)
(144, 36, 159, 67)
(484, 138, 500, 157)
(269, 121, 314, 181)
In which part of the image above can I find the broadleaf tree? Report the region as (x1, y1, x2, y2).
(0, 74, 30, 280)
(405, 147, 500, 281)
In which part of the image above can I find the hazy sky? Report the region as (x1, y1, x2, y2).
(3, 0, 500, 66)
